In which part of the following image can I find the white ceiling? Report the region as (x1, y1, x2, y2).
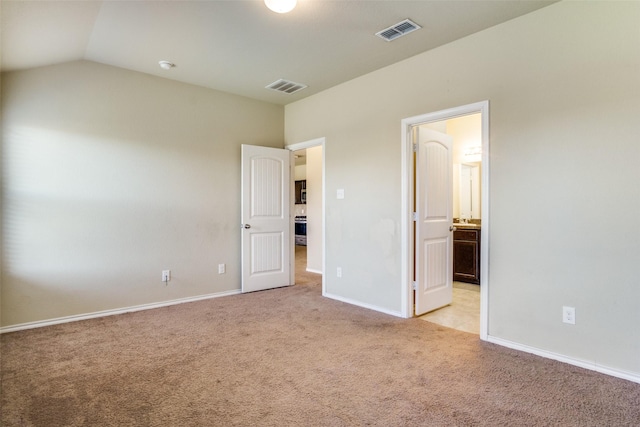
(1, 0, 557, 105)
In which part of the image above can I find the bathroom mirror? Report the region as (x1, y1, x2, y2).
(459, 163, 481, 220)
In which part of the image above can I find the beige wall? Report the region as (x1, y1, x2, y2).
(285, 1, 640, 376)
(294, 164, 306, 181)
(1, 60, 284, 326)
(448, 114, 482, 165)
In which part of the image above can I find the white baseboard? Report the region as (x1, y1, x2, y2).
(0, 289, 242, 334)
(321, 292, 640, 384)
(306, 268, 322, 274)
(487, 335, 640, 384)
(323, 292, 403, 318)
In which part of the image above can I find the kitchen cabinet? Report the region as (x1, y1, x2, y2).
(295, 180, 306, 204)
(453, 227, 481, 285)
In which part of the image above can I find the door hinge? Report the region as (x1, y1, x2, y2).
(412, 281, 417, 291)
(412, 212, 418, 222)
(412, 143, 418, 152)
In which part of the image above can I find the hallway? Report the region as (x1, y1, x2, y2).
(295, 245, 322, 286)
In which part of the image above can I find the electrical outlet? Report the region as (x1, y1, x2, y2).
(562, 306, 575, 324)
(218, 264, 226, 274)
(162, 270, 171, 282)
(337, 267, 342, 278)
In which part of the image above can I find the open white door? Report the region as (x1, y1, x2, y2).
(241, 144, 292, 293)
(414, 127, 454, 315)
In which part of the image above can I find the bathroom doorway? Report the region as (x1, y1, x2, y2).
(417, 114, 482, 334)
(401, 101, 489, 340)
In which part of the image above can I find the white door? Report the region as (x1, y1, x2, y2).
(241, 144, 292, 293)
(414, 127, 454, 315)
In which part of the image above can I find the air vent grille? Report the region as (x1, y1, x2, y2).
(265, 79, 308, 94)
(376, 19, 421, 42)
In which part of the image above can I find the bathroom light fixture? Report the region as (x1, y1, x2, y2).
(464, 146, 482, 157)
(264, 0, 296, 14)
(158, 60, 175, 70)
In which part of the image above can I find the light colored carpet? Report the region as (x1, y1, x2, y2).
(1, 282, 639, 426)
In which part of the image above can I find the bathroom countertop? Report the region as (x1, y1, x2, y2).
(453, 223, 481, 229)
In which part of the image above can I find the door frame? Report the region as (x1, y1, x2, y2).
(400, 101, 489, 340)
(285, 137, 326, 296)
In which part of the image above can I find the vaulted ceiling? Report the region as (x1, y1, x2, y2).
(1, 0, 557, 105)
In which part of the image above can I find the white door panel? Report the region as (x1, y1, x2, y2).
(415, 128, 453, 315)
(241, 144, 292, 293)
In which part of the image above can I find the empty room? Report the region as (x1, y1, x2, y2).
(1, 1, 639, 425)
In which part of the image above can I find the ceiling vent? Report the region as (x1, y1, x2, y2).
(375, 19, 421, 42)
(265, 79, 308, 94)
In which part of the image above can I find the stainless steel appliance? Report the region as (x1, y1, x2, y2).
(295, 215, 307, 246)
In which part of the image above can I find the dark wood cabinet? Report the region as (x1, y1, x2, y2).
(453, 228, 480, 285)
(295, 180, 306, 204)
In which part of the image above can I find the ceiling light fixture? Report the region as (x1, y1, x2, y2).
(264, 0, 296, 14)
(158, 60, 175, 70)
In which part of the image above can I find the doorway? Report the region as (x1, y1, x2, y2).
(401, 101, 489, 340)
(417, 115, 481, 333)
(286, 138, 326, 294)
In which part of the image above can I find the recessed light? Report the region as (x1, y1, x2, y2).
(158, 61, 175, 70)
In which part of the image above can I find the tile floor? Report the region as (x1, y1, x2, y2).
(419, 282, 480, 334)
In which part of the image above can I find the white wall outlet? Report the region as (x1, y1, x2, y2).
(162, 270, 171, 282)
(336, 267, 342, 278)
(336, 189, 345, 199)
(562, 306, 576, 324)
(218, 263, 226, 274)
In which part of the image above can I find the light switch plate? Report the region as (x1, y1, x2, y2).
(162, 270, 171, 282)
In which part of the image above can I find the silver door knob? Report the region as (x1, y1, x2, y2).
(449, 226, 456, 232)
(242, 224, 251, 229)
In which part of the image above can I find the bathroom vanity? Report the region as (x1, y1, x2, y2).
(453, 224, 481, 285)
